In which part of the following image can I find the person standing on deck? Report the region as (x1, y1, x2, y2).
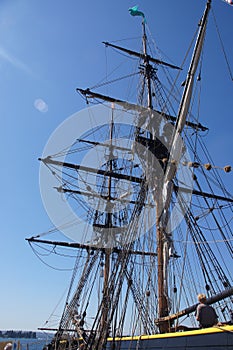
(4, 344, 12, 350)
(196, 293, 218, 328)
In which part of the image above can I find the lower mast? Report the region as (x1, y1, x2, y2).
(156, 202, 170, 332)
(99, 108, 114, 344)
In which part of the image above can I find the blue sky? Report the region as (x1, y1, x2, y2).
(0, 0, 232, 331)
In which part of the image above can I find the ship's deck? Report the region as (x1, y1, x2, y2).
(107, 324, 233, 340)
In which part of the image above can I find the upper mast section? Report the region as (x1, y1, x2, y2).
(129, 6, 153, 109)
(175, 0, 212, 134)
(99, 6, 180, 111)
(142, 14, 153, 109)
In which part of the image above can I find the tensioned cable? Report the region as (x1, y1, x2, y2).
(211, 8, 233, 81)
(90, 72, 140, 90)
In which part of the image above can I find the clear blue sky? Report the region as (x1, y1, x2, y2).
(0, 0, 232, 331)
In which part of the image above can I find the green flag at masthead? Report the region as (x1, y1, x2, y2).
(129, 6, 145, 21)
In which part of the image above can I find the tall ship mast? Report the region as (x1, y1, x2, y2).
(27, 1, 233, 349)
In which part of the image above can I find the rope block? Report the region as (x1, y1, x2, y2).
(224, 165, 231, 173)
(188, 162, 200, 168)
(204, 163, 212, 170)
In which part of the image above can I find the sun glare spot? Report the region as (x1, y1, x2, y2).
(34, 98, 48, 113)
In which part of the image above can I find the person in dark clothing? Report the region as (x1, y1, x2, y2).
(196, 293, 218, 328)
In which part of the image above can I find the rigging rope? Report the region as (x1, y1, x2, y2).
(212, 8, 233, 81)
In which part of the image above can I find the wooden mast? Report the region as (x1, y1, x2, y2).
(137, 13, 170, 332)
(140, 17, 171, 332)
(100, 106, 114, 337)
(156, 0, 212, 333)
(142, 20, 153, 110)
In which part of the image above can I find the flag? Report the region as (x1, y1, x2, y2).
(129, 6, 145, 20)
